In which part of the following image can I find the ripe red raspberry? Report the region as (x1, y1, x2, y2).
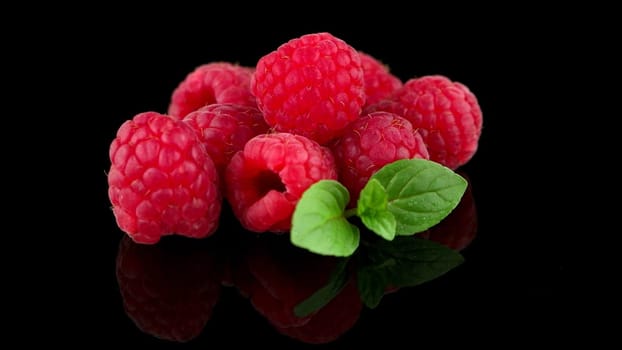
(168, 62, 256, 119)
(331, 112, 429, 205)
(225, 132, 337, 232)
(108, 112, 221, 244)
(116, 236, 222, 342)
(182, 103, 269, 180)
(359, 51, 402, 107)
(251, 32, 366, 145)
(382, 75, 483, 169)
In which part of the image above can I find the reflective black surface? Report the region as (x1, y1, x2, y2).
(69, 14, 568, 347)
(112, 178, 477, 345)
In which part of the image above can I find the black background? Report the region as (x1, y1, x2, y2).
(46, 7, 575, 347)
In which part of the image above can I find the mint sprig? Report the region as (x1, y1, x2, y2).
(290, 159, 467, 257)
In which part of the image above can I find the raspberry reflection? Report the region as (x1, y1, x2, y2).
(420, 172, 478, 251)
(114, 173, 476, 344)
(115, 237, 222, 342)
(232, 236, 363, 344)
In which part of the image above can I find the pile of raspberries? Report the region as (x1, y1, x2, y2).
(108, 32, 483, 244)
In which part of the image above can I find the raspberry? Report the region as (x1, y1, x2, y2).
(331, 112, 429, 205)
(251, 32, 365, 145)
(108, 112, 221, 244)
(182, 103, 269, 180)
(168, 62, 256, 119)
(225, 132, 337, 233)
(115, 236, 222, 342)
(359, 51, 402, 107)
(382, 75, 483, 169)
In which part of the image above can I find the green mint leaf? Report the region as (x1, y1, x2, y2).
(371, 159, 468, 235)
(294, 258, 350, 317)
(358, 178, 396, 240)
(357, 237, 464, 308)
(361, 211, 397, 241)
(291, 180, 360, 257)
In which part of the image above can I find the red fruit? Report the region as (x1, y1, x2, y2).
(168, 62, 256, 119)
(331, 112, 429, 205)
(381, 75, 483, 169)
(359, 51, 402, 107)
(108, 112, 221, 244)
(225, 133, 337, 232)
(115, 236, 222, 342)
(251, 32, 365, 144)
(182, 103, 269, 180)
